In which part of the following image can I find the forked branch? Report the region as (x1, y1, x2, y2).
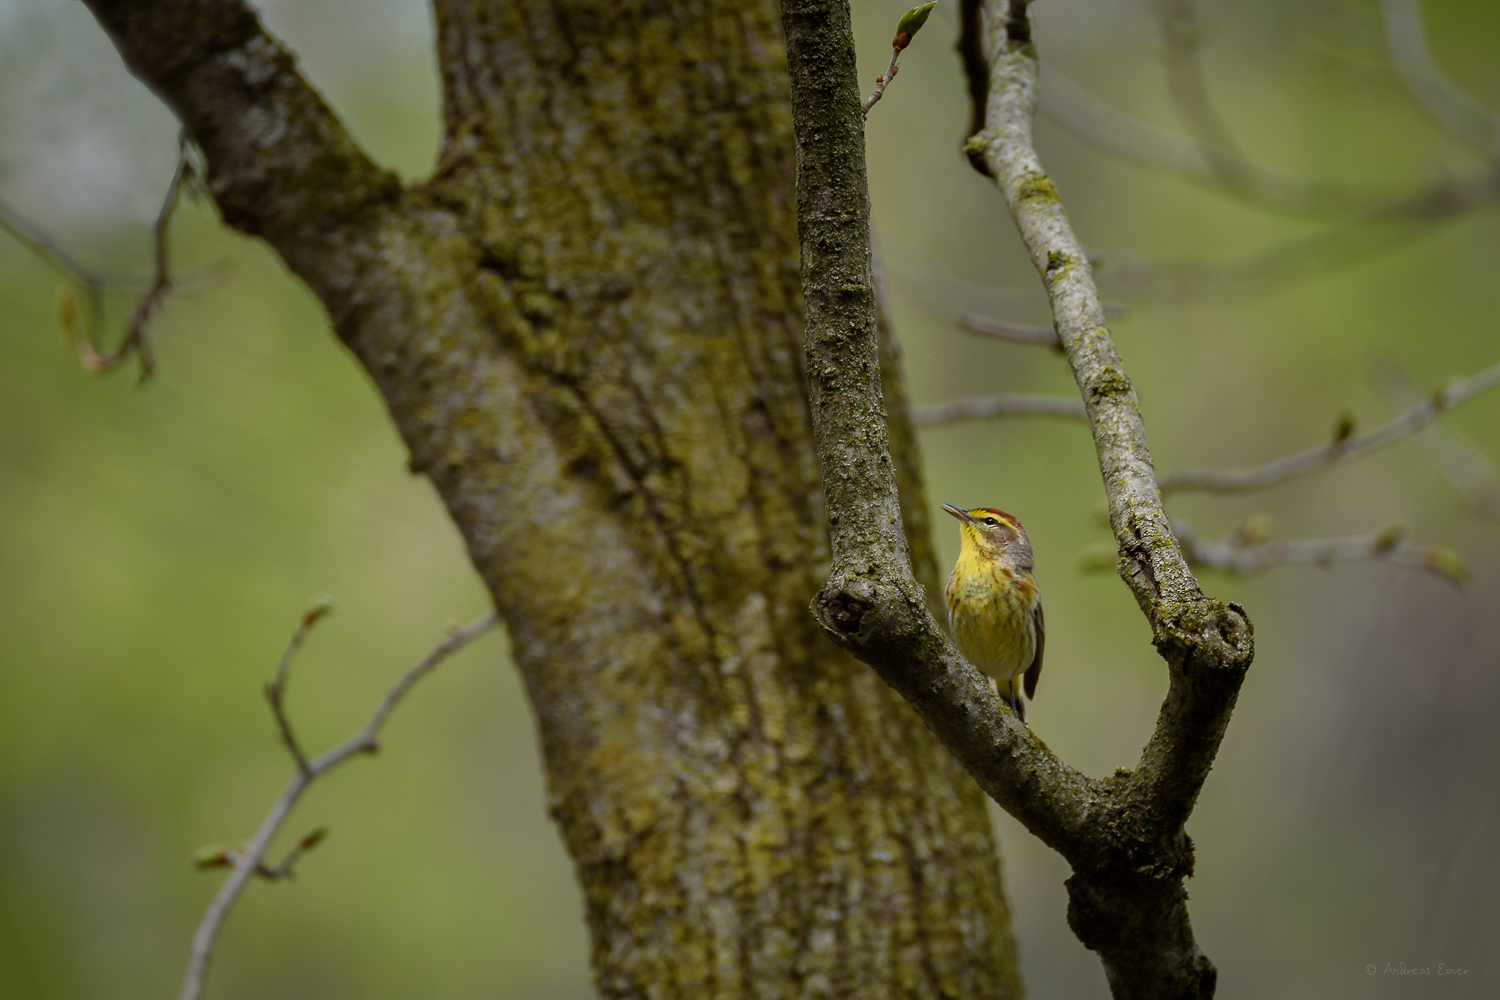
(786, 0, 1251, 996)
(4, 131, 192, 382)
(179, 604, 497, 1000)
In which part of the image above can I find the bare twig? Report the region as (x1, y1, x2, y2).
(178, 606, 498, 1000)
(1168, 517, 1469, 586)
(1099, 164, 1500, 302)
(1380, 0, 1500, 158)
(77, 130, 192, 381)
(1373, 362, 1500, 523)
(4, 131, 193, 382)
(862, 3, 936, 117)
(263, 596, 338, 776)
(1033, 0, 1500, 302)
(1038, 66, 1374, 216)
(956, 312, 1061, 348)
(913, 393, 1085, 426)
(1159, 359, 1500, 494)
(1, 199, 128, 367)
(862, 48, 902, 116)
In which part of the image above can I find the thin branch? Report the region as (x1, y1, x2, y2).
(1031, 0, 1500, 302)
(862, 3, 937, 117)
(1037, 66, 1374, 216)
(862, 48, 902, 116)
(263, 595, 338, 776)
(1159, 359, 1500, 494)
(956, 312, 1061, 347)
(1170, 518, 1469, 586)
(178, 607, 497, 1000)
(1380, 0, 1500, 158)
(913, 393, 1086, 426)
(1372, 362, 1500, 523)
(1098, 162, 1500, 302)
(1, 132, 191, 383)
(67, 131, 191, 382)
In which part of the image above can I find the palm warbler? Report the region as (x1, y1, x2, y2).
(942, 504, 1045, 723)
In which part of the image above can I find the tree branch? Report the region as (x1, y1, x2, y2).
(1159, 359, 1500, 494)
(1170, 518, 1469, 586)
(1098, 165, 1500, 303)
(1037, 66, 1372, 216)
(786, 0, 1252, 993)
(913, 393, 1085, 426)
(1032, 0, 1500, 302)
(782, 0, 1103, 859)
(1380, 0, 1500, 158)
(1373, 362, 1500, 523)
(180, 606, 496, 1000)
(961, 1, 1252, 995)
(957, 311, 1062, 347)
(4, 131, 192, 382)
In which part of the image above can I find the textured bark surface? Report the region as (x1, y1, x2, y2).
(82, 0, 1024, 996)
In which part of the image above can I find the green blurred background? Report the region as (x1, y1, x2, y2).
(1, 1, 1496, 997)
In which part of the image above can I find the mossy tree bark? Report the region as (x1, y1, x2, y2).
(82, 0, 1024, 996)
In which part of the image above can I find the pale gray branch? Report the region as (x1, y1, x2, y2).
(1373, 362, 1500, 523)
(1172, 518, 1468, 586)
(913, 393, 1085, 426)
(178, 608, 497, 1000)
(1380, 0, 1500, 158)
(1039, 66, 1373, 216)
(1159, 359, 1500, 494)
(956, 312, 1061, 347)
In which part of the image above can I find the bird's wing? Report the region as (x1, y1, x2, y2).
(1023, 600, 1044, 700)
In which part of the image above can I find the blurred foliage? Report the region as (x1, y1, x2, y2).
(1, 0, 1497, 998)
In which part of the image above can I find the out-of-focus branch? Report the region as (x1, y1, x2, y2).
(263, 595, 338, 776)
(1038, 0, 1500, 302)
(1038, 67, 1371, 215)
(957, 312, 1062, 347)
(1156, 0, 1274, 205)
(1169, 517, 1469, 586)
(913, 393, 1085, 426)
(3, 131, 192, 382)
(1159, 359, 1500, 494)
(1096, 160, 1500, 303)
(1373, 362, 1500, 523)
(1380, 0, 1500, 158)
(179, 605, 497, 1000)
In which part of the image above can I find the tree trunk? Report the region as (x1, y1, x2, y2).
(86, 0, 1023, 995)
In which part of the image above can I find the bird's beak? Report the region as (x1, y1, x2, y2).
(941, 503, 971, 523)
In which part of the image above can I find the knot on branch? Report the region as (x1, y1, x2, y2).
(1154, 599, 1255, 681)
(819, 591, 868, 634)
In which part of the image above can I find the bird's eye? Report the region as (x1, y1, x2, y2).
(983, 517, 1000, 526)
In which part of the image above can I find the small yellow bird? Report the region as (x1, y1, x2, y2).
(942, 504, 1045, 723)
